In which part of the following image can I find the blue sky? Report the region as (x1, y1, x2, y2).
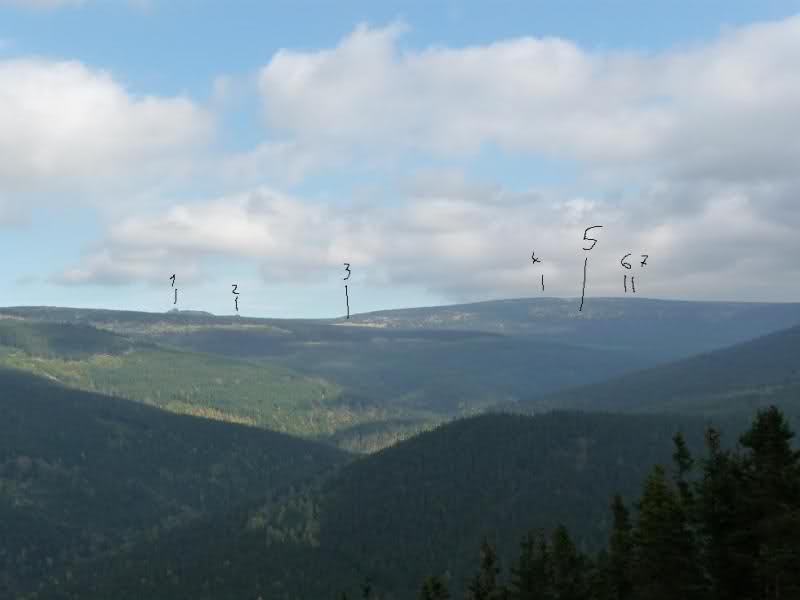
(1, 0, 800, 317)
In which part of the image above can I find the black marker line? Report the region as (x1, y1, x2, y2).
(579, 257, 588, 312)
(345, 284, 350, 319)
(541, 274, 544, 291)
(632, 276, 636, 294)
(582, 225, 603, 251)
(174, 289, 178, 305)
(235, 296, 239, 312)
(624, 274, 628, 293)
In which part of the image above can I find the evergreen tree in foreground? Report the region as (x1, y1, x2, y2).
(549, 525, 588, 600)
(606, 495, 633, 600)
(466, 538, 507, 600)
(417, 406, 800, 600)
(508, 531, 551, 600)
(738, 406, 800, 599)
(695, 426, 751, 600)
(420, 575, 451, 600)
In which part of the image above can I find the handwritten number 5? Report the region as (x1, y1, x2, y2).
(583, 226, 603, 251)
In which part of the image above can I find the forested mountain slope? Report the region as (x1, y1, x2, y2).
(5, 299, 800, 452)
(0, 368, 349, 598)
(343, 297, 800, 356)
(0, 307, 681, 451)
(0, 319, 381, 438)
(39, 411, 743, 600)
(514, 324, 800, 416)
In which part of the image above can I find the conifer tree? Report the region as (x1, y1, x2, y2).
(466, 538, 506, 600)
(738, 406, 800, 599)
(672, 432, 694, 506)
(633, 465, 703, 600)
(419, 575, 450, 600)
(607, 495, 633, 600)
(508, 531, 552, 600)
(549, 525, 587, 600)
(695, 427, 751, 599)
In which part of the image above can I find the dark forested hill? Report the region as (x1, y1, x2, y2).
(39, 411, 747, 600)
(0, 368, 349, 598)
(342, 297, 800, 356)
(513, 324, 800, 417)
(4, 299, 799, 452)
(9, 298, 800, 360)
(0, 319, 363, 438)
(4, 301, 798, 598)
(0, 318, 137, 359)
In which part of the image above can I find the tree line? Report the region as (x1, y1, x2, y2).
(344, 406, 800, 600)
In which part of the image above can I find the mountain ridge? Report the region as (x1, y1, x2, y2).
(511, 323, 800, 417)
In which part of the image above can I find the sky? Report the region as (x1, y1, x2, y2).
(1, 0, 799, 318)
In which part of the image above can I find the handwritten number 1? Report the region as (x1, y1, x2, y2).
(170, 274, 177, 305)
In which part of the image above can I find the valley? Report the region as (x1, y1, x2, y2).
(2, 297, 800, 598)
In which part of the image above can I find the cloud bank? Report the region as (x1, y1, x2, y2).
(11, 15, 800, 305)
(0, 59, 211, 193)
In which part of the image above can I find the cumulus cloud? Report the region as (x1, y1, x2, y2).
(55, 173, 800, 303)
(258, 18, 800, 183)
(57, 188, 345, 286)
(0, 59, 212, 194)
(48, 15, 800, 305)
(222, 140, 348, 186)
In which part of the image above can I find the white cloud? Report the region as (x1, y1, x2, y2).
(258, 18, 800, 182)
(56, 174, 800, 303)
(0, 58, 212, 194)
(222, 140, 348, 186)
(42, 15, 800, 305)
(57, 188, 343, 286)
